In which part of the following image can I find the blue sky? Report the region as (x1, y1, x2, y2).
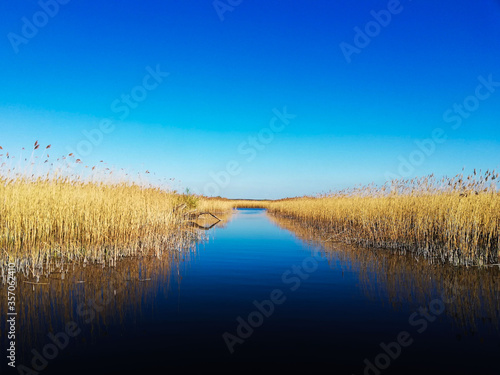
(1, 0, 499, 199)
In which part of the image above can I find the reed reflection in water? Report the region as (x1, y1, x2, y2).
(268, 214, 500, 332)
(1, 209, 498, 374)
(0, 241, 202, 366)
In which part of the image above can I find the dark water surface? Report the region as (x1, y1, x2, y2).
(2, 209, 499, 374)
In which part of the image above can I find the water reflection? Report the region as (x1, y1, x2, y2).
(0, 240, 202, 365)
(269, 214, 500, 331)
(1, 210, 498, 374)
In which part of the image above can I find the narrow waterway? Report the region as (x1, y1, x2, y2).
(3, 209, 499, 374)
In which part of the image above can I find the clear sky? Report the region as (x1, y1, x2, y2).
(1, 0, 499, 199)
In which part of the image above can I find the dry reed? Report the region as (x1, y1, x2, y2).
(268, 172, 500, 266)
(0, 144, 206, 278)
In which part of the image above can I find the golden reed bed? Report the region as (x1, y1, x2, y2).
(203, 173, 500, 266)
(266, 173, 499, 266)
(0, 143, 230, 277)
(194, 172, 500, 266)
(0, 176, 203, 274)
(1, 143, 498, 271)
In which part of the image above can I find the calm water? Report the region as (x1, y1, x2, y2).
(2, 209, 499, 374)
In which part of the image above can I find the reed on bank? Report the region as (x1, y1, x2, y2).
(2, 143, 498, 268)
(267, 172, 500, 266)
(0, 176, 200, 267)
(0, 144, 210, 275)
(196, 197, 271, 211)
